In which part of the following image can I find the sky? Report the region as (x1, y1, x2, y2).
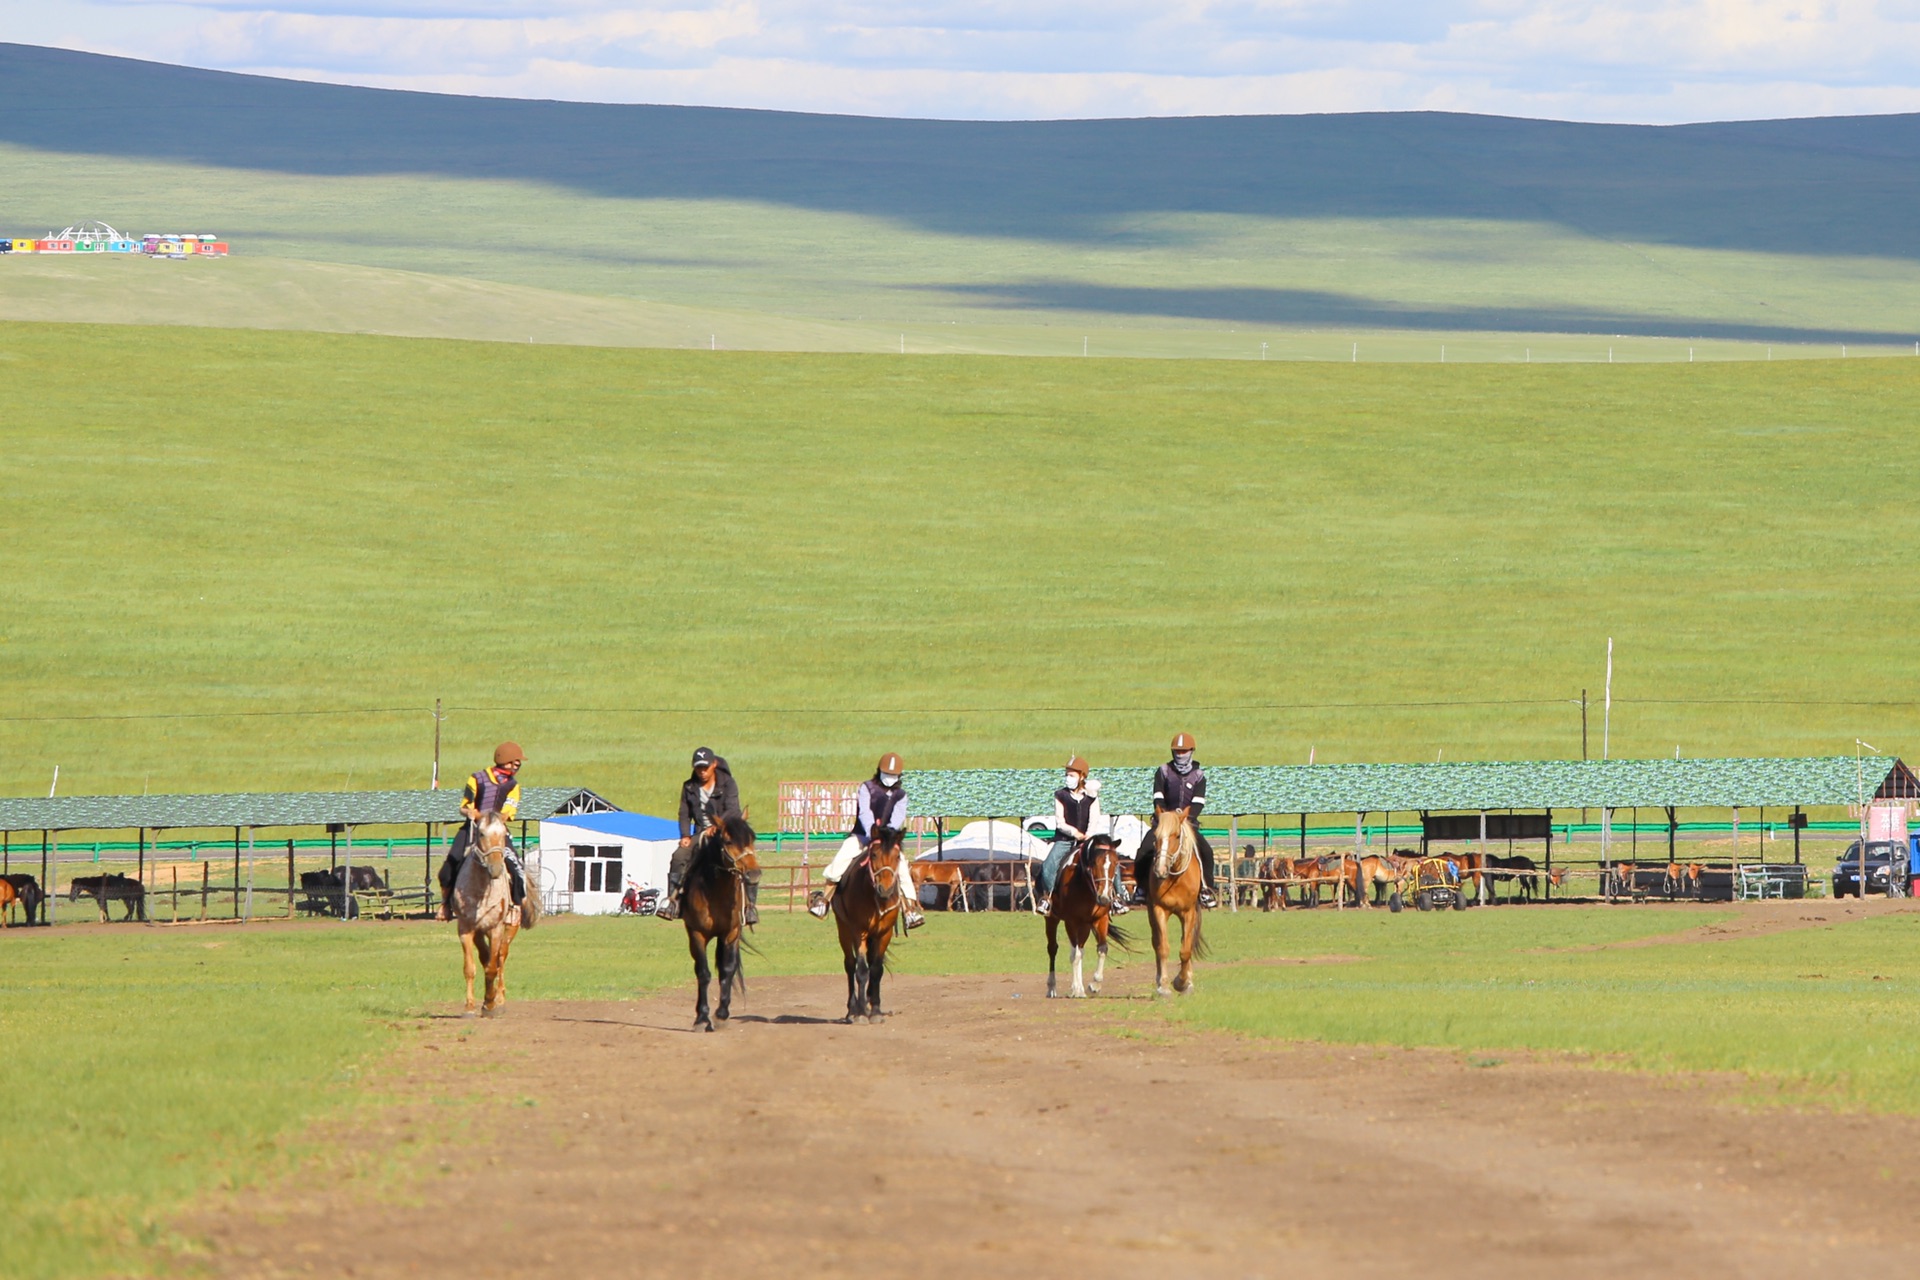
(6, 1, 1920, 123)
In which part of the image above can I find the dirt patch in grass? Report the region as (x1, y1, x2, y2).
(190, 953, 1920, 1280)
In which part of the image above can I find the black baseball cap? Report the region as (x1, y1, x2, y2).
(691, 747, 716, 767)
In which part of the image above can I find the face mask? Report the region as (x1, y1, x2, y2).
(1173, 752, 1194, 774)
(1065, 773, 1083, 791)
(880, 773, 901, 788)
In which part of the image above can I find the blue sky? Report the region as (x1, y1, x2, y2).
(6, 1, 1920, 122)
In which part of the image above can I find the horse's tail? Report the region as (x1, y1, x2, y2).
(1190, 906, 1211, 960)
(473, 929, 493, 966)
(521, 884, 541, 930)
(1105, 919, 1135, 952)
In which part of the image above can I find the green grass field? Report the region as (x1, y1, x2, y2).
(9, 909, 1920, 1278)
(4, 320, 1919, 813)
(3, 44, 1920, 353)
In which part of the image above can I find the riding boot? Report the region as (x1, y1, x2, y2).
(808, 884, 833, 919)
(745, 880, 760, 927)
(658, 872, 682, 921)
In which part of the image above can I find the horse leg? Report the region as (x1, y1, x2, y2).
(1046, 917, 1061, 998)
(866, 937, 886, 1021)
(846, 949, 867, 1024)
(459, 927, 479, 1014)
(1150, 901, 1171, 997)
(1090, 926, 1108, 996)
(1174, 905, 1198, 994)
(716, 937, 738, 1023)
(1069, 933, 1086, 999)
(483, 927, 509, 1015)
(690, 932, 714, 1031)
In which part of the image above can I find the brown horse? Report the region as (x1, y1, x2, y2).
(2, 874, 41, 926)
(833, 826, 905, 1023)
(0, 876, 15, 928)
(1143, 811, 1207, 996)
(453, 811, 533, 1016)
(1045, 835, 1130, 998)
(682, 813, 760, 1032)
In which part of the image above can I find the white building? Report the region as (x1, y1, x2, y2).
(534, 810, 680, 915)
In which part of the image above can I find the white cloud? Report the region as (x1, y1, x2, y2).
(10, 0, 1920, 120)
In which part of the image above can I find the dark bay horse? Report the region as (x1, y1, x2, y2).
(2, 874, 42, 925)
(1045, 834, 1130, 998)
(69, 873, 147, 922)
(1143, 811, 1207, 996)
(833, 826, 904, 1024)
(682, 813, 760, 1032)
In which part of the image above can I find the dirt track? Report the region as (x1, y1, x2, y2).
(204, 949, 1920, 1279)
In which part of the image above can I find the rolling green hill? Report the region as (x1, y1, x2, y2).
(2, 43, 1919, 354)
(5, 320, 1919, 811)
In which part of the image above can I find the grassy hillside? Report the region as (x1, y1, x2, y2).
(4, 320, 1919, 811)
(2, 44, 1919, 352)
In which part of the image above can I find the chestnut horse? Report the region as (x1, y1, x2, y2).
(682, 813, 760, 1032)
(1045, 835, 1130, 998)
(1143, 811, 1207, 996)
(0, 876, 15, 927)
(833, 826, 905, 1024)
(453, 811, 534, 1016)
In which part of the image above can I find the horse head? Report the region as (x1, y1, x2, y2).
(714, 812, 759, 878)
(1152, 809, 1195, 881)
(866, 826, 904, 904)
(471, 811, 512, 879)
(1085, 834, 1121, 908)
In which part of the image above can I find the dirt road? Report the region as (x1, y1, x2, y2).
(204, 957, 1920, 1279)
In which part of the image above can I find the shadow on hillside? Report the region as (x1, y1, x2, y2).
(928, 281, 1920, 344)
(4, 44, 1920, 263)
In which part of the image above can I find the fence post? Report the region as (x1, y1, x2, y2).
(200, 862, 210, 921)
(1228, 815, 1239, 912)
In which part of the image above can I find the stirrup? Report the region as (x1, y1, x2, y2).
(1034, 897, 1051, 916)
(656, 897, 679, 921)
(904, 910, 925, 930)
(807, 891, 828, 919)
(1199, 889, 1219, 909)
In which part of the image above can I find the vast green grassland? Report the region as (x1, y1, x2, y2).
(5, 321, 1920, 812)
(3, 45, 1920, 352)
(9, 909, 1920, 1278)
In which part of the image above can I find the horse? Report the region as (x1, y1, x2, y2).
(1356, 851, 1414, 910)
(1486, 854, 1566, 903)
(2, 874, 42, 925)
(911, 860, 970, 912)
(681, 813, 760, 1032)
(1142, 810, 1207, 996)
(833, 825, 905, 1024)
(0, 876, 14, 927)
(1045, 834, 1131, 998)
(68, 873, 147, 922)
(452, 811, 535, 1016)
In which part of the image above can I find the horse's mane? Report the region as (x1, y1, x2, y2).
(692, 813, 757, 882)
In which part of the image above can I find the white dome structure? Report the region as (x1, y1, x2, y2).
(53, 221, 126, 246)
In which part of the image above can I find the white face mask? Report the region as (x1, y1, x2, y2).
(880, 773, 901, 787)
(1065, 773, 1083, 791)
(1173, 752, 1194, 773)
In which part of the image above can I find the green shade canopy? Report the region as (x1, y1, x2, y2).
(0, 787, 616, 833)
(907, 757, 1917, 820)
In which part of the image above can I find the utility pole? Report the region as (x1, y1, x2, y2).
(431, 699, 444, 790)
(1581, 689, 1588, 761)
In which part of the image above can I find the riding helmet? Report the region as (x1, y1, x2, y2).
(1170, 732, 1196, 752)
(494, 741, 524, 766)
(877, 752, 904, 775)
(1066, 755, 1090, 776)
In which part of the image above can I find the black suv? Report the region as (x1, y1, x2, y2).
(1832, 840, 1912, 898)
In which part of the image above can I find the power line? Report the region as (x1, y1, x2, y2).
(0, 707, 420, 724)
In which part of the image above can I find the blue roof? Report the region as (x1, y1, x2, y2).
(542, 810, 679, 841)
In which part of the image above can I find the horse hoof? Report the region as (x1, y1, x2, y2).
(1046, 988, 1060, 999)
(868, 1013, 885, 1025)
(1155, 986, 1171, 997)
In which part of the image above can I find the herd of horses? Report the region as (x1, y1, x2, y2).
(1250, 849, 1569, 911)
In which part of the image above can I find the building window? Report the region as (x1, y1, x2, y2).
(570, 844, 624, 893)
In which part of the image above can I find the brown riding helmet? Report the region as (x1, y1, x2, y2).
(877, 752, 904, 775)
(1066, 755, 1090, 776)
(1170, 732, 1195, 753)
(494, 741, 524, 766)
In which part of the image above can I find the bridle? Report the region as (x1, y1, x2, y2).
(864, 836, 901, 905)
(1154, 813, 1194, 879)
(1085, 838, 1119, 907)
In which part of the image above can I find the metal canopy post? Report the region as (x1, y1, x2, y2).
(342, 825, 354, 922)
(1478, 810, 1488, 904)
(43, 830, 52, 925)
(243, 827, 256, 921)
(233, 827, 242, 919)
(1544, 810, 1554, 900)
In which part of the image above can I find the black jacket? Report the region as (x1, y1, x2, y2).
(677, 761, 742, 839)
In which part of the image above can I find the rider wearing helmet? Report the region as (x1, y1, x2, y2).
(809, 752, 924, 930)
(1134, 732, 1219, 908)
(658, 747, 747, 923)
(1035, 756, 1102, 915)
(438, 742, 530, 919)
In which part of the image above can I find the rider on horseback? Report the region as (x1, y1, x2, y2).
(437, 742, 530, 920)
(809, 752, 924, 930)
(1133, 732, 1219, 908)
(1035, 756, 1102, 916)
(659, 747, 754, 924)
